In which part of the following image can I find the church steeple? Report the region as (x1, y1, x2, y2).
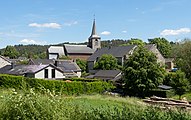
(91, 19, 97, 36)
(88, 18, 101, 49)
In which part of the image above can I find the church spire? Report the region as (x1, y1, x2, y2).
(88, 17, 101, 49)
(91, 17, 97, 36)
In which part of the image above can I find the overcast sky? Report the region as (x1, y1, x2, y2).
(0, 0, 191, 48)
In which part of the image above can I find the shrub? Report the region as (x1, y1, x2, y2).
(0, 74, 114, 95)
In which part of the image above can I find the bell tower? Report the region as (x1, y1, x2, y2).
(88, 19, 101, 49)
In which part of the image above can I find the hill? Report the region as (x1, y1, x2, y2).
(0, 39, 130, 59)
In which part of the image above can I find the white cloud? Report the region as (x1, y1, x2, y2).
(101, 31, 111, 35)
(64, 21, 78, 26)
(29, 23, 61, 29)
(160, 28, 191, 36)
(122, 30, 127, 33)
(20, 39, 47, 45)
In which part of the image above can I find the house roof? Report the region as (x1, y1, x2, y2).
(0, 64, 64, 75)
(88, 45, 137, 61)
(29, 59, 81, 72)
(158, 85, 172, 90)
(94, 70, 121, 78)
(48, 46, 65, 56)
(64, 44, 96, 54)
(29, 59, 55, 65)
(56, 60, 81, 72)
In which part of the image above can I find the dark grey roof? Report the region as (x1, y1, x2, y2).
(0, 64, 64, 75)
(94, 70, 121, 78)
(64, 44, 96, 54)
(0, 64, 48, 75)
(88, 45, 137, 61)
(56, 60, 81, 72)
(158, 85, 172, 90)
(28, 59, 81, 73)
(29, 59, 55, 65)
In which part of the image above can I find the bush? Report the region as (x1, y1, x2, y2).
(0, 74, 114, 95)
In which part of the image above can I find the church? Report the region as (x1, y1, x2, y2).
(47, 19, 101, 60)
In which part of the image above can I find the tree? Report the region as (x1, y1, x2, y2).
(94, 54, 119, 70)
(123, 46, 165, 97)
(148, 37, 171, 58)
(3, 45, 19, 59)
(171, 39, 191, 78)
(76, 59, 87, 72)
(120, 38, 145, 46)
(169, 70, 189, 99)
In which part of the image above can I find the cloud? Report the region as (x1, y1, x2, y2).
(29, 23, 61, 29)
(20, 39, 47, 45)
(64, 21, 78, 26)
(101, 31, 111, 35)
(160, 28, 191, 36)
(122, 30, 127, 33)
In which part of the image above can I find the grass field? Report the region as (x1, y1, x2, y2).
(0, 88, 191, 120)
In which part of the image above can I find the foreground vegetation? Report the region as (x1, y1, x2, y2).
(0, 88, 191, 120)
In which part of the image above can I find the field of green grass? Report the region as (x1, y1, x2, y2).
(1, 88, 191, 120)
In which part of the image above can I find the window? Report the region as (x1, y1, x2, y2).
(52, 69, 55, 78)
(95, 39, 98, 46)
(45, 69, 48, 78)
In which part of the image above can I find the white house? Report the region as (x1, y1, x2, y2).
(0, 64, 65, 79)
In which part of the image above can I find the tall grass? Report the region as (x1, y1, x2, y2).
(1, 88, 191, 120)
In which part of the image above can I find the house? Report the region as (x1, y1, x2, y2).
(0, 64, 65, 79)
(87, 45, 137, 72)
(47, 19, 101, 60)
(92, 70, 122, 81)
(0, 55, 11, 68)
(28, 59, 81, 78)
(145, 44, 165, 65)
(87, 44, 165, 72)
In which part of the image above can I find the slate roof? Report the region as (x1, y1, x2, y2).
(56, 60, 81, 72)
(29, 59, 81, 73)
(29, 59, 55, 65)
(48, 46, 65, 56)
(0, 64, 48, 75)
(64, 44, 96, 54)
(0, 64, 64, 75)
(158, 85, 172, 90)
(94, 70, 121, 78)
(88, 45, 137, 61)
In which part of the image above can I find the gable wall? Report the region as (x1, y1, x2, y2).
(35, 66, 65, 79)
(150, 46, 165, 65)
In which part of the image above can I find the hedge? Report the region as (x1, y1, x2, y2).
(0, 74, 115, 95)
(63, 77, 103, 82)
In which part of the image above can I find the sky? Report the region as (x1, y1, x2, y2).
(0, 0, 191, 48)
